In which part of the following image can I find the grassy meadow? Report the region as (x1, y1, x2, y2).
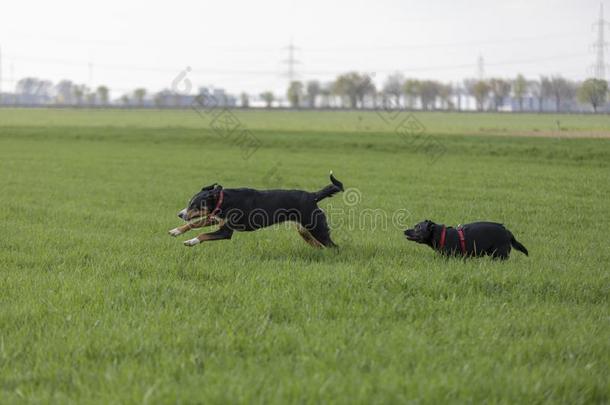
(0, 108, 609, 403)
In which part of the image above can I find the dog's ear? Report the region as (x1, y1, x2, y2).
(201, 183, 218, 192)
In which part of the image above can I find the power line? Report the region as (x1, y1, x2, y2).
(282, 39, 300, 85)
(477, 54, 485, 80)
(592, 2, 610, 80)
(304, 31, 590, 53)
(0, 50, 591, 90)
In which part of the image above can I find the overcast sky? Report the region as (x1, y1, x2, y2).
(0, 0, 606, 98)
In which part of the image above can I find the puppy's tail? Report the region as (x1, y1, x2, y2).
(510, 233, 529, 256)
(313, 171, 344, 202)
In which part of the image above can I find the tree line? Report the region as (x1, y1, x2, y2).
(276, 73, 608, 112)
(4, 74, 609, 113)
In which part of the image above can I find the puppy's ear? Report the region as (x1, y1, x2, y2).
(201, 183, 219, 192)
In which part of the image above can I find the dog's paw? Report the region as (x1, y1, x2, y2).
(169, 228, 183, 237)
(184, 238, 200, 247)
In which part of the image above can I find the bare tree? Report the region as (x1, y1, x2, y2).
(55, 80, 75, 105)
(528, 79, 542, 112)
(465, 79, 491, 111)
(419, 80, 441, 111)
(512, 74, 528, 111)
(355, 74, 376, 108)
(540, 76, 553, 112)
(73, 84, 87, 106)
(489, 78, 511, 111)
(133, 88, 147, 106)
(438, 83, 453, 110)
(240, 92, 249, 108)
(260, 91, 274, 108)
(16, 77, 52, 104)
(153, 91, 166, 108)
(549, 76, 575, 112)
(96, 86, 109, 105)
(319, 83, 333, 108)
(287, 81, 304, 108)
(334, 72, 376, 109)
(578, 78, 608, 112)
(383, 72, 404, 107)
(306, 80, 321, 108)
(86, 92, 97, 106)
(333, 73, 363, 109)
(403, 79, 420, 109)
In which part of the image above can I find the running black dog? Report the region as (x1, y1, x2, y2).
(404, 220, 528, 259)
(169, 173, 344, 248)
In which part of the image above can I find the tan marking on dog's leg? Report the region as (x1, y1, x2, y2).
(296, 224, 324, 248)
(184, 227, 230, 247)
(169, 223, 193, 237)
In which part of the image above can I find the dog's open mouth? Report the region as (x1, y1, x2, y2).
(404, 231, 418, 241)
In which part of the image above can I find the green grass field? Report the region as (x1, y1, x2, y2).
(1, 108, 609, 403)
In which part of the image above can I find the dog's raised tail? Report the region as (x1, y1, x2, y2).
(314, 171, 344, 202)
(510, 233, 529, 256)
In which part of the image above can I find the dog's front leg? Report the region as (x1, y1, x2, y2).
(184, 227, 233, 247)
(169, 217, 219, 237)
(169, 223, 193, 237)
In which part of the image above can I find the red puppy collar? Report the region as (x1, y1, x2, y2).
(439, 226, 446, 249)
(210, 190, 224, 217)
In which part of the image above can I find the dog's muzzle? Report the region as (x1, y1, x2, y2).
(177, 208, 188, 220)
(404, 229, 418, 241)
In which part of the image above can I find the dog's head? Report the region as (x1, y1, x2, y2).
(178, 183, 223, 222)
(404, 220, 436, 244)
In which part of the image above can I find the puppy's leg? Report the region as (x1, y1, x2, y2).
(308, 224, 336, 248)
(169, 217, 218, 237)
(169, 223, 193, 237)
(296, 224, 324, 248)
(491, 247, 509, 260)
(315, 208, 338, 248)
(184, 226, 233, 247)
(301, 209, 336, 248)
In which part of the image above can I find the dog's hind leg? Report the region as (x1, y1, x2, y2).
(184, 226, 233, 247)
(310, 225, 337, 248)
(490, 247, 509, 260)
(296, 223, 324, 248)
(303, 209, 337, 248)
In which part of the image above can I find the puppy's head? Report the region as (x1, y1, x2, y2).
(178, 183, 223, 222)
(404, 220, 436, 244)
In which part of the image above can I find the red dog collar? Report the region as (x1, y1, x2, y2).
(210, 190, 224, 217)
(439, 226, 446, 249)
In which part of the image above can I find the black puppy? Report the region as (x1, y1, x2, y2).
(169, 172, 344, 248)
(404, 220, 528, 259)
